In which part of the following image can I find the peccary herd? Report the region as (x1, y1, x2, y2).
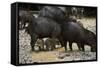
(19, 6, 96, 52)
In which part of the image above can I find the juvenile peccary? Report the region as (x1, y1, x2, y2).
(35, 38, 55, 51)
(35, 39, 44, 51)
(44, 38, 61, 51)
(44, 38, 55, 51)
(60, 21, 96, 52)
(35, 38, 60, 51)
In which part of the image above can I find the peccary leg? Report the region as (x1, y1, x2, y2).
(58, 36, 67, 51)
(51, 38, 56, 50)
(40, 39, 44, 51)
(46, 44, 49, 51)
(63, 41, 67, 51)
(59, 39, 64, 47)
(51, 43, 55, 50)
(91, 45, 96, 52)
(58, 36, 64, 47)
(69, 42, 72, 51)
(77, 43, 82, 51)
(81, 43, 85, 51)
(30, 33, 38, 51)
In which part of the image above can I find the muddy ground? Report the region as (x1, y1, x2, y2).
(19, 17, 96, 64)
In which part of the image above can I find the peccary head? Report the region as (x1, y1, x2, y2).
(19, 10, 34, 30)
(91, 34, 96, 52)
(85, 29, 96, 52)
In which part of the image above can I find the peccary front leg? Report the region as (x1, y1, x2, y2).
(38, 39, 44, 51)
(58, 37, 67, 51)
(63, 40, 67, 51)
(60, 40, 67, 51)
(30, 33, 38, 51)
(58, 36, 65, 47)
(69, 42, 72, 51)
(81, 43, 85, 51)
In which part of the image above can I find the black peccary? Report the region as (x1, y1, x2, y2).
(60, 21, 96, 52)
(66, 7, 84, 19)
(38, 6, 84, 25)
(38, 6, 66, 24)
(19, 11, 61, 51)
(19, 6, 83, 51)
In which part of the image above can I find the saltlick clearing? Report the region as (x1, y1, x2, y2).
(19, 18, 96, 64)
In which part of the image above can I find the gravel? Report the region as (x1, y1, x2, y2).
(19, 29, 34, 64)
